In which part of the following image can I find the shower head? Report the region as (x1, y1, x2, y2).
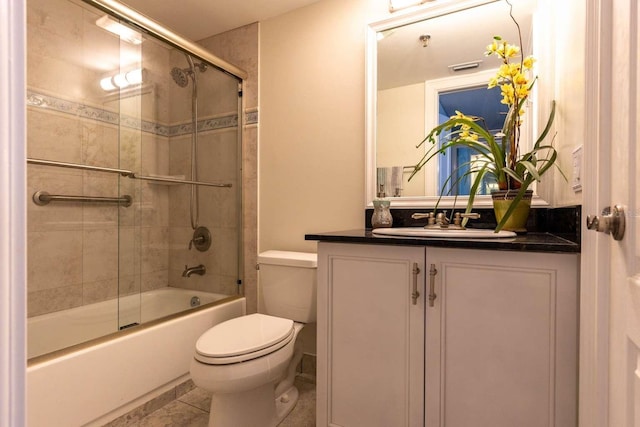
(170, 60, 208, 87)
(170, 67, 190, 87)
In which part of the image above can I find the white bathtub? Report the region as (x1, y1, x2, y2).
(28, 287, 227, 359)
(27, 288, 245, 427)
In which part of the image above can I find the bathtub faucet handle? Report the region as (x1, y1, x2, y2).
(189, 226, 212, 252)
(188, 236, 203, 250)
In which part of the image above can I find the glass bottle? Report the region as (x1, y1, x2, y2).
(371, 199, 393, 228)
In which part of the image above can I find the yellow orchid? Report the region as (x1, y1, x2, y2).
(410, 26, 563, 233)
(523, 56, 536, 69)
(504, 43, 520, 58)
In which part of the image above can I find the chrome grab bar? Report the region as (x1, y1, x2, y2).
(33, 191, 132, 207)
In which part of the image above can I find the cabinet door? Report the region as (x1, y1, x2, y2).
(317, 243, 425, 427)
(425, 248, 578, 427)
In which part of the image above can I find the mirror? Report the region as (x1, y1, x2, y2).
(366, 0, 542, 208)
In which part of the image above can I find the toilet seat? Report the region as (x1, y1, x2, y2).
(195, 313, 295, 365)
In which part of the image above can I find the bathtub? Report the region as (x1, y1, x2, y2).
(27, 288, 245, 427)
(28, 287, 229, 358)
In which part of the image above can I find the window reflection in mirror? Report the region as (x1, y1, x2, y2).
(436, 85, 506, 196)
(369, 0, 538, 206)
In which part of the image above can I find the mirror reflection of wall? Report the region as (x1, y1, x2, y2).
(372, 0, 537, 201)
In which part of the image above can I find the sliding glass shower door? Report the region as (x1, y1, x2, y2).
(26, 0, 243, 358)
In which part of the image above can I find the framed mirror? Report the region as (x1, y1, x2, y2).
(365, 0, 544, 208)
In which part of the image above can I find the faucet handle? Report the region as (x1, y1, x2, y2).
(411, 213, 432, 219)
(459, 212, 481, 219)
(188, 234, 205, 250)
(453, 212, 481, 227)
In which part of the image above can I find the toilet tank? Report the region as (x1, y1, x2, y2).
(258, 250, 317, 323)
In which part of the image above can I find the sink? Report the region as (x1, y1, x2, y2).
(372, 227, 517, 239)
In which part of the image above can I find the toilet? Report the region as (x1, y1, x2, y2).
(190, 250, 317, 427)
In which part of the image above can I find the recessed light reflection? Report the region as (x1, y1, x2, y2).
(96, 15, 143, 45)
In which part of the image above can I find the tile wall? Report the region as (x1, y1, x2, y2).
(26, 0, 251, 318)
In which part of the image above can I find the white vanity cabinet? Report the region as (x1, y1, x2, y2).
(317, 242, 426, 427)
(425, 248, 578, 427)
(316, 242, 578, 427)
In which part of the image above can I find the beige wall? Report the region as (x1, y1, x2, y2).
(377, 83, 426, 197)
(549, 0, 585, 207)
(259, 0, 582, 257)
(259, 0, 388, 253)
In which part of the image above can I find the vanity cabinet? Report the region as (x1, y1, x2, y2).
(425, 247, 578, 427)
(316, 242, 578, 427)
(317, 243, 426, 427)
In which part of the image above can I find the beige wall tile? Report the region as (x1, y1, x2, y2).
(28, 284, 83, 317)
(28, 230, 83, 292)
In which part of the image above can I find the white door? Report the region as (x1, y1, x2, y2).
(582, 0, 640, 425)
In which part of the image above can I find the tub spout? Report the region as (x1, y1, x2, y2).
(182, 264, 206, 277)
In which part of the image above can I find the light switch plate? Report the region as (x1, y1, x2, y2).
(572, 145, 583, 192)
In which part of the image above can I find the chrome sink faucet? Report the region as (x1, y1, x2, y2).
(182, 264, 206, 277)
(411, 211, 480, 229)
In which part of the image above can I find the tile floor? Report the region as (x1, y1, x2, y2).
(111, 377, 316, 426)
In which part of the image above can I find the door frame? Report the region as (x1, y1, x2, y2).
(0, 0, 27, 426)
(580, 0, 613, 426)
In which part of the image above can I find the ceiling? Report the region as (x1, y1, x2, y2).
(377, 0, 536, 90)
(119, 0, 322, 41)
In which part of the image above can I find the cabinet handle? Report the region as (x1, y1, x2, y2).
(428, 264, 437, 307)
(412, 263, 421, 305)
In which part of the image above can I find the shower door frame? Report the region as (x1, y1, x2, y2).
(83, 0, 248, 81)
(85, 0, 250, 317)
(23, 0, 249, 356)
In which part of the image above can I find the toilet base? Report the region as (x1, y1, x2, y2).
(275, 385, 299, 425)
(208, 383, 300, 427)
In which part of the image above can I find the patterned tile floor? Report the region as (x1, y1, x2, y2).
(131, 378, 316, 427)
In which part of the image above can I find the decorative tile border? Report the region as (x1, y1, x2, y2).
(27, 90, 257, 137)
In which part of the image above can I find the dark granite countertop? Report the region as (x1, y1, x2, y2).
(305, 229, 580, 253)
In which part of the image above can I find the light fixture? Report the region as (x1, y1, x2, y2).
(96, 15, 143, 45)
(100, 68, 145, 92)
(448, 61, 482, 72)
(100, 76, 117, 91)
(112, 72, 129, 89)
(124, 68, 143, 85)
(419, 34, 431, 48)
(388, 0, 435, 13)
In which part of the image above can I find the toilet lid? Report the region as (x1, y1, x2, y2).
(195, 314, 294, 364)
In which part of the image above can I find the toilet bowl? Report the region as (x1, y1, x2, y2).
(190, 251, 317, 427)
